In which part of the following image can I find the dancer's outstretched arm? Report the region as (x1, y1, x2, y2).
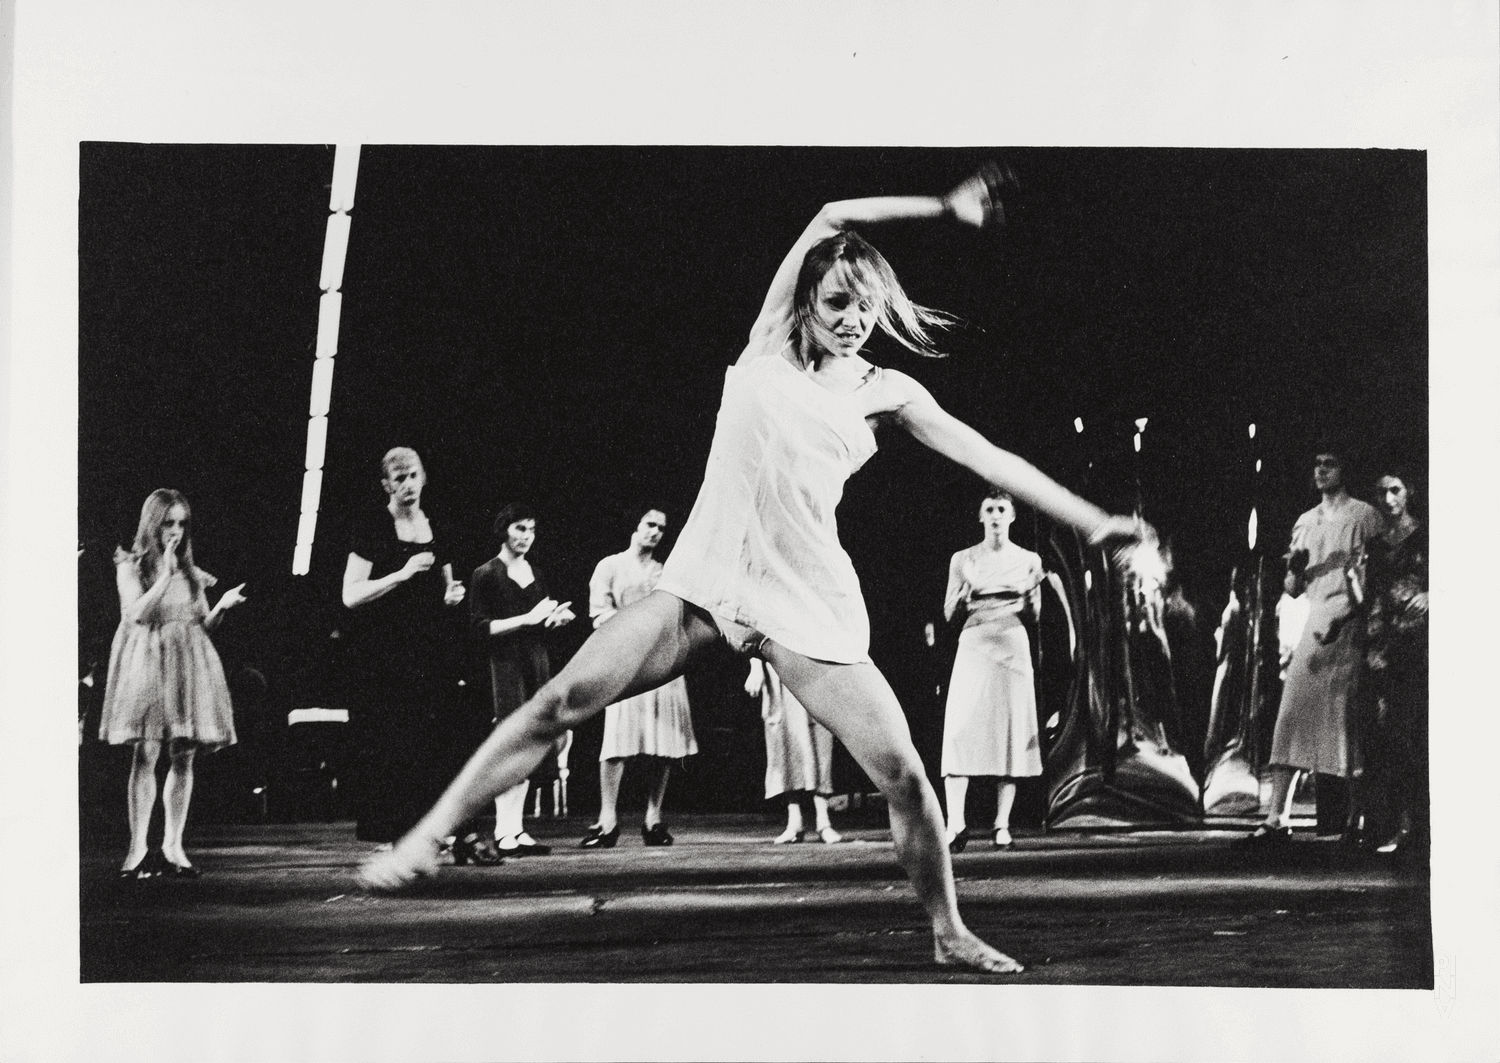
(742, 171, 999, 360)
(889, 371, 1139, 546)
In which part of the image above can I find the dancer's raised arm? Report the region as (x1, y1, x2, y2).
(743, 167, 1006, 361)
(889, 370, 1140, 547)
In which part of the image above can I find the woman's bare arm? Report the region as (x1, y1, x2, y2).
(943, 551, 970, 622)
(889, 372, 1115, 538)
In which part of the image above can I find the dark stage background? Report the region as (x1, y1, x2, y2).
(78, 145, 1426, 823)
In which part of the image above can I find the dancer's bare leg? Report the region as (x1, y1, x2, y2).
(359, 592, 716, 889)
(123, 740, 161, 870)
(160, 740, 197, 866)
(764, 642, 1023, 974)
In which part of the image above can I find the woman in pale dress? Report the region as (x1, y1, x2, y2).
(1244, 450, 1383, 842)
(101, 489, 247, 878)
(361, 165, 1147, 974)
(940, 489, 1044, 852)
(580, 508, 696, 849)
(747, 658, 841, 844)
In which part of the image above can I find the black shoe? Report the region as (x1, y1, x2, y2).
(1236, 824, 1293, 848)
(118, 853, 158, 880)
(947, 828, 970, 854)
(452, 834, 503, 866)
(641, 823, 674, 847)
(162, 851, 202, 881)
(579, 824, 620, 849)
(496, 835, 552, 857)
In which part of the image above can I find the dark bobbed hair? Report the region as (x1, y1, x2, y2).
(982, 486, 1014, 505)
(492, 502, 537, 541)
(1373, 466, 1421, 512)
(793, 230, 954, 362)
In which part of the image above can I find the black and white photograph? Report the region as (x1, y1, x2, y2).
(5, 3, 1499, 1061)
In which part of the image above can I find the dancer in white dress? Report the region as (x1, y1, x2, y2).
(940, 490, 1044, 853)
(360, 164, 1148, 974)
(579, 509, 697, 849)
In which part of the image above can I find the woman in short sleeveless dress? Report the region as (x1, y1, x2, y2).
(101, 489, 246, 878)
(939, 489, 1044, 852)
(362, 166, 1148, 975)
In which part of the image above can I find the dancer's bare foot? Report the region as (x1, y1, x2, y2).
(356, 834, 443, 892)
(934, 930, 1025, 974)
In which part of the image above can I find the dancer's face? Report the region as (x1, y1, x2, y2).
(811, 270, 876, 357)
(1312, 454, 1344, 493)
(505, 519, 536, 557)
(1376, 476, 1409, 522)
(382, 458, 425, 508)
(159, 505, 188, 552)
(979, 496, 1014, 538)
(633, 510, 667, 550)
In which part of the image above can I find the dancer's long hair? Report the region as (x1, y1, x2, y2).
(121, 488, 200, 595)
(793, 229, 954, 362)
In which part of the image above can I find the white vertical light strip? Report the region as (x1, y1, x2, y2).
(293, 144, 360, 575)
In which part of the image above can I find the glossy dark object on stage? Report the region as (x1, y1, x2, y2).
(948, 828, 970, 854)
(451, 834, 503, 866)
(579, 824, 619, 849)
(641, 823, 674, 847)
(498, 837, 552, 857)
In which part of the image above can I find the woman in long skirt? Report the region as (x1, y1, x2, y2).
(940, 489, 1044, 852)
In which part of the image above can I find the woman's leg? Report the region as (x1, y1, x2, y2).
(161, 740, 197, 865)
(123, 740, 161, 870)
(1264, 766, 1300, 827)
(993, 779, 1017, 847)
(943, 776, 970, 839)
(774, 794, 805, 843)
(811, 794, 840, 842)
(492, 781, 529, 842)
(995, 779, 1017, 831)
(360, 592, 716, 888)
(596, 758, 625, 832)
(764, 643, 1022, 973)
(643, 757, 671, 830)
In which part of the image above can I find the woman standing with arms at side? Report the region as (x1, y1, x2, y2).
(1363, 468, 1428, 856)
(101, 489, 246, 878)
(362, 165, 1147, 974)
(940, 489, 1045, 852)
(342, 447, 467, 844)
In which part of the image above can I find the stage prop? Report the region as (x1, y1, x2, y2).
(1043, 529, 1202, 829)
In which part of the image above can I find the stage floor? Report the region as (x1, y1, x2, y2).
(79, 816, 1431, 986)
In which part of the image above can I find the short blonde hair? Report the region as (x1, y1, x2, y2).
(380, 446, 422, 479)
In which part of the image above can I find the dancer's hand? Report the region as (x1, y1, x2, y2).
(525, 597, 560, 625)
(1089, 515, 1156, 574)
(162, 537, 180, 573)
(744, 668, 764, 699)
(544, 602, 576, 628)
(219, 583, 248, 610)
(443, 580, 466, 606)
(944, 161, 1014, 229)
(399, 551, 435, 581)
